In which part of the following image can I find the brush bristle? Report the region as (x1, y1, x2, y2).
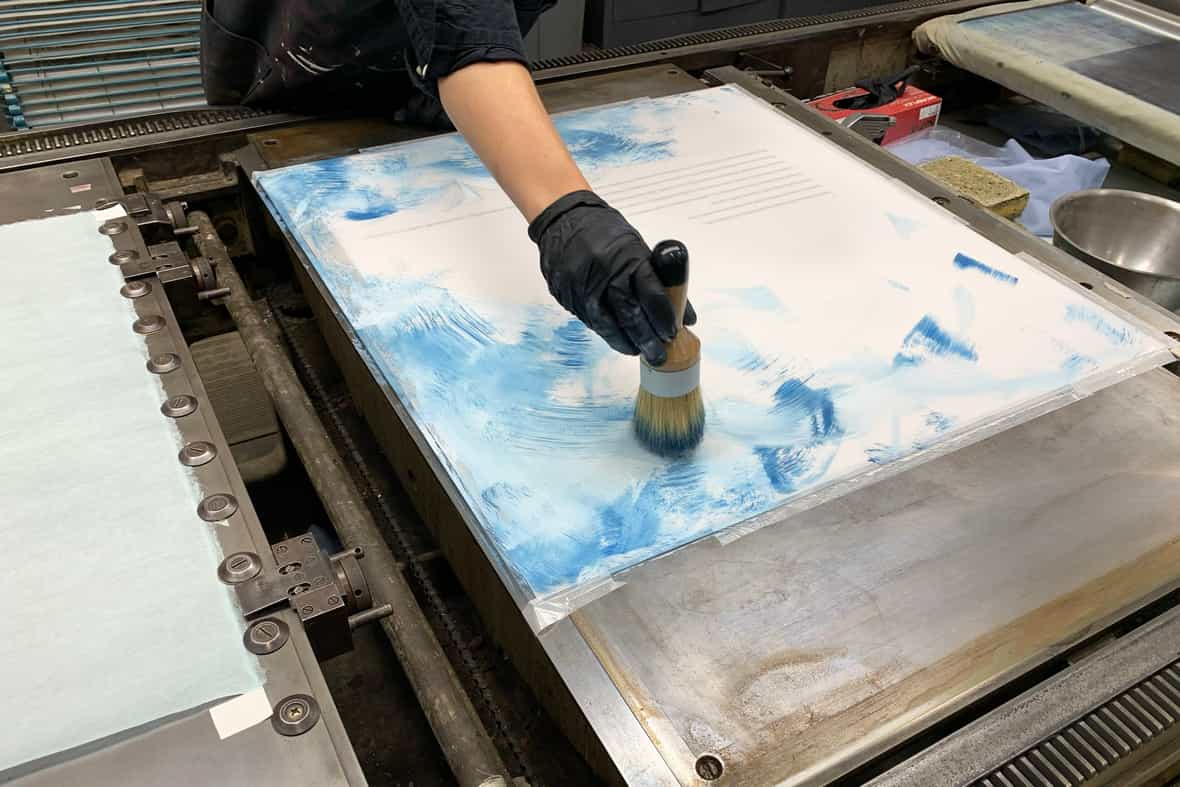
(634, 387, 705, 457)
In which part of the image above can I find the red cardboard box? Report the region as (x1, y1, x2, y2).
(807, 85, 942, 145)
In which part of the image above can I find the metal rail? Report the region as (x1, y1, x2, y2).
(0, 0, 204, 129)
(190, 212, 513, 787)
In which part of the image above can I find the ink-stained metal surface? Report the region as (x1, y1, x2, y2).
(265, 67, 1180, 785)
(253, 84, 1171, 629)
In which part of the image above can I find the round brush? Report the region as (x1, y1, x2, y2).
(633, 240, 705, 457)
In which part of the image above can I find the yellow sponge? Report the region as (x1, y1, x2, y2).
(919, 156, 1031, 220)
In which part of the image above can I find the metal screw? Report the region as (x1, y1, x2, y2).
(132, 314, 165, 335)
(696, 754, 725, 781)
(197, 493, 238, 522)
(110, 249, 139, 265)
(932, 195, 951, 206)
(243, 618, 289, 655)
(160, 394, 197, 418)
(278, 562, 301, 575)
(275, 544, 288, 555)
(120, 280, 151, 299)
(147, 353, 180, 374)
(178, 441, 216, 467)
(94, 198, 118, 210)
(99, 220, 126, 236)
(300, 536, 313, 545)
(327, 594, 340, 605)
(272, 695, 319, 736)
(218, 551, 261, 584)
(299, 604, 314, 616)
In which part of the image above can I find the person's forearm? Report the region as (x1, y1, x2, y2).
(438, 61, 589, 222)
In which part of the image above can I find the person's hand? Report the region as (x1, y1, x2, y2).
(528, 190, 696, 366)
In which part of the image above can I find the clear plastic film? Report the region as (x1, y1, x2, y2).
(252, 84, 1179, 635)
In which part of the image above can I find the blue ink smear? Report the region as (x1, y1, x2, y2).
(1065, 304, 1133, 345)
(736, 351, 771, 372)
(894, 316, 978, 367)
(562, 127, 672, 165)
(753, 446, 810, 493)
(887, 280, 911, 292)
(865, 443, 904, 465)
(345, 204, 397, 221)
(772, 377, 840, 439)
(508, 462, 710, 590)
(954, 252, 1018, 285)
(723, 286, 785, 312)
(926, 411, 953, 433)
(1062, 352, 1097, 374)
(886, 212, 920, 239)
(552, 319, 593, 368)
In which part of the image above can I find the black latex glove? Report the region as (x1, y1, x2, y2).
(393, 92, 455, 131)
(528, 190, 697, 366)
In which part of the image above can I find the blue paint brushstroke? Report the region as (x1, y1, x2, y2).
(953, 253, 1019, 284)
(954, 252, 1019, 285)
(1065, 304, 1133, 345)
(894, 316, 978, 367)
(771, 378, 841, 439)
(886, 212, 920, 239)
(926, 411, 953, 433)
(723, 286, 785, 312)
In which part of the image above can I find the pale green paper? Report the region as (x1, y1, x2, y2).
(0, 210, 261, 773)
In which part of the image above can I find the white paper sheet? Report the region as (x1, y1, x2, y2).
(255, 86, 1170, 626)
(0, 210, 261, 773)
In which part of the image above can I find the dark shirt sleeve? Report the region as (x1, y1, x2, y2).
(393, 0, 532, 96)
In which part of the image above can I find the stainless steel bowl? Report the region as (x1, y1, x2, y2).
(1051, 188, 1180, 311)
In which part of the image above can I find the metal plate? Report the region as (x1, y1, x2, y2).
(256, 65, 1180, 786)
(0, 158, 121, 222)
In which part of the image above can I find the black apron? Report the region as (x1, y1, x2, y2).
(200, 0, 553, 113)
(200, 0, 413, 112)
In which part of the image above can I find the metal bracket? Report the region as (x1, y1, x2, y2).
(104, 194, 231, 305)
(222, 532, 391, 660)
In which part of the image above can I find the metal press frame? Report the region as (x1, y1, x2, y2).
(243, 64, 1180, 786)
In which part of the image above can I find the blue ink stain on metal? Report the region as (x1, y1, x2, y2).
(894, 315, 978, 367)
(954, 252, 1019, 285)
(888, 280, 911, 292)
(1065, 304, 1132, 345)
(886, 212, 920, 239)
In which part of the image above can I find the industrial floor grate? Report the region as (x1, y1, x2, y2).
(973, 662, 1180, 786)
(0, 0, 204, 130)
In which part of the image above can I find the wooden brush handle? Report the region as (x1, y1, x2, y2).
(650, 241, 700, 373)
